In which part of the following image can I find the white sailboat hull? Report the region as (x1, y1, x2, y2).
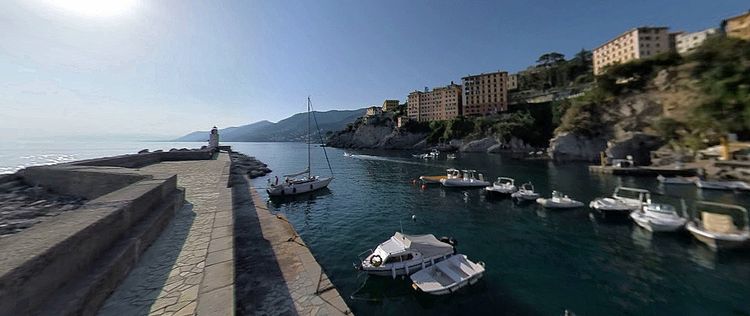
(267, 177, 333, 196)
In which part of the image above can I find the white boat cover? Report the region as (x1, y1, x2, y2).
(380, 232, 453, 258)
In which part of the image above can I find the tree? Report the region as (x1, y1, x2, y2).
(536, 52, 565, 68)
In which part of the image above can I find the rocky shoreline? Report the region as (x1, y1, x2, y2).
(229, 151, 272, 180)
(0, 175, 86, 237)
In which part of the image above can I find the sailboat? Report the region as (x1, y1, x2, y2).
(267, 97, 334, 196)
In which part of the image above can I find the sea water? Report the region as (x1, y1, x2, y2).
(237, 142, 750, 316)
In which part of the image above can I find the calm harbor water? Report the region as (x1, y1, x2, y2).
(235, 142, 750, 316)
(3, 141, 749, 315)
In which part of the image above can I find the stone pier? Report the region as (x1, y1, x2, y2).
(232, 184, 351, 315)
(98, 153, 234, 316)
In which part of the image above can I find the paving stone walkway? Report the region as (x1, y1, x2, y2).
(245, 185, 351, 315)
(98, 153, 233, 316)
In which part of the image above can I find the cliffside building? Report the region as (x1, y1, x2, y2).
(381, 100, 400, 112)
(675, 28, 719, 54)
(507, 73, 518, 91)
(722, 10, 750, 40)
(593, 27, 671, 75)
(461, 71, 509, 116)
(407, 82, 462, 122)
(365, 106, 382, 117)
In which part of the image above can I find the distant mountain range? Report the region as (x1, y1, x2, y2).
(175, 108, 366, 142)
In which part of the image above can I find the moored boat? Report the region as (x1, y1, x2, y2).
(410, 254, 485, 295)
(695, 179, 750, 191)
(657, 175, 697, 185)
(484, 177, 517, 195)
(267, 97, 334, 196)
(420, 168, 455, 184)
(356, 232, 457, 278)
(630, 202, 687, 232)
(440, 169, 490, 188)
(686, 202, 750, 251)
(536, 191, 584, 209)
(511, 182, 540, 201)
(589, 187, 650, 215)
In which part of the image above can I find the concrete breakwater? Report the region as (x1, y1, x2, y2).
(0, 146, 351, 316)
(230, 159, 351, 315)
(0, 149, 209, 315)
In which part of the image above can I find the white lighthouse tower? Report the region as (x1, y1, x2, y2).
(209, 126, 219, 149)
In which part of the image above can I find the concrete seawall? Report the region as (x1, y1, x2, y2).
(0, 148, 352, 315)
(0, 150, 212, 315)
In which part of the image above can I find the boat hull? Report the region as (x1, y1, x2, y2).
(267, 177, 333, 196)
(359, 255, 452, 277)
(630, 212, 686, 232)
(414, 273, 484, 295)
(420, 176, 446, 184)
(484, 186, 516, 195)
(410, 255, 485, 295)
(441, 179, 490, 188)
(686, 222, 750, 250)
(536, 198, 584, 209)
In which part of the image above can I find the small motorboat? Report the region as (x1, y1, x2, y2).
(446, 153, 456, 160)
(413, 149, 440, 160)
(355, 232, 457, 279)
(657, 175, 697, 185)
(590, 187, 650, 215)
(536, 191, 584, 209)
(686, 202, 750, 251)
(420, 169, 455, 184)
(696, 179, 750, 191)
(511, 182, 540, 201)
(630, 202, 687, 232)
(343, 152, 353, 157)
(484, 177, 517, 195)
(410, 254, 485, 295)
(440, 169, 490, 188)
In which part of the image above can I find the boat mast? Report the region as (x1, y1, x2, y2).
(307, 96, 311, 178)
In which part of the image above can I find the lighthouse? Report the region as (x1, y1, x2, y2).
(209, 126, 219, 149)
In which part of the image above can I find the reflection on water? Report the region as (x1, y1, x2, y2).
(235, 142, 750, 316)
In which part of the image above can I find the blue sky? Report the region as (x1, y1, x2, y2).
(0, 0, 747, 139)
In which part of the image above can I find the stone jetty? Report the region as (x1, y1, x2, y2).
(0, 147, 352, 316)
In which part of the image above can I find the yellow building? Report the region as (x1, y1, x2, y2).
(593, 27, 671, 75)
(462, 71, 509, 116)
(381, 99, 400, 112)
(722, 10, 750, 40)
(407, 82, 462, 122)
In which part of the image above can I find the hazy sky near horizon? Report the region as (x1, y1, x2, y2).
(1, 0, 747, 139)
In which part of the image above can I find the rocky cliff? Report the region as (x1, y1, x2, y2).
(326, 115, 429, 149)
(326, 114, 538, 153)
(548, 63, 704, 163)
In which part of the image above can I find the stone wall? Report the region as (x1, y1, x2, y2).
(0, 149, 220, 316)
